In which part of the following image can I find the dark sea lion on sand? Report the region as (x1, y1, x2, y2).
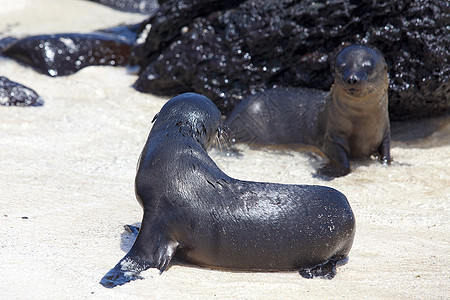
(225, 45, 391, 178)
(100, 93, 355, 288)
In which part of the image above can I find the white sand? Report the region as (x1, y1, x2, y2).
(0, 1, 449, 298)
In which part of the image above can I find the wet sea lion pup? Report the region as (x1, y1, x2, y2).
(100, 93, 355, 288)
(225, 45, 391, 177)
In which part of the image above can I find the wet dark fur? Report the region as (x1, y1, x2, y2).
(225, 45, 391, 177)
(100, 93, 355, 287)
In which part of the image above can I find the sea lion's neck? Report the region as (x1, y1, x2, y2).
(330, 83, 388, 114)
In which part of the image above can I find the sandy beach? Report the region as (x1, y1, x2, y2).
(0, 1, 449, 299)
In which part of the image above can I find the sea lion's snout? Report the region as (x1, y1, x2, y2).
(342, 70, 366, 96)
(342, 65, 369, 86)
(346, 74, 359, 85)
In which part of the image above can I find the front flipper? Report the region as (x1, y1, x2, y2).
(317, 136, 350, 178)
(378, 129, 391, 165)
(100, 218, 178, 288)
(100, 255, 151, 288)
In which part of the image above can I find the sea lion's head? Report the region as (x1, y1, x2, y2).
(334, 45, 388, 100)
(151, 93, 222, 149)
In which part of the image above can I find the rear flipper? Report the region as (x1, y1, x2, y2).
(298, 257, 348, 280)
(124, 224, 140, 236)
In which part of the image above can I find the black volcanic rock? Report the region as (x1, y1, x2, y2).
(132, 0, 450, 120)
(130, 0, 245, 67)
(0, 76, 44, 107)
(1, 24, 140, 77)
(88, 0, 159, 14)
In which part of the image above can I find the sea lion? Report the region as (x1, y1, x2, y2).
(225, 45, 391, 177)
(100, 93, 355, 288)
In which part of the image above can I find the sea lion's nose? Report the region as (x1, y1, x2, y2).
(347, 74, 359, 85)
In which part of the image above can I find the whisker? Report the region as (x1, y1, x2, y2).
(221, 125, 235, 151)
(209, 124, 233, 154)
(366, 80, 386, 95)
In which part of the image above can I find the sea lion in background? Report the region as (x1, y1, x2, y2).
(100, 93, 355, 288)
(225, 45, 391, 178)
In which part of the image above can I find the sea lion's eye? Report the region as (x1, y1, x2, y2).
(336, 64, 345, 76)
(361, 60, 372, 68)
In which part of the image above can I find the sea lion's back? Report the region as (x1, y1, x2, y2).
(225, 87, 328, 145)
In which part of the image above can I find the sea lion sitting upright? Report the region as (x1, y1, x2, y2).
(100, 93, 355, 288)
(225, 45, 391, 177)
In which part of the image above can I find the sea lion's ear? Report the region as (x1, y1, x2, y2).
(151, 112, 159, 123)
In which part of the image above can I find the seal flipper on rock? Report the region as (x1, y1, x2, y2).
(100, 216, 179, 288)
